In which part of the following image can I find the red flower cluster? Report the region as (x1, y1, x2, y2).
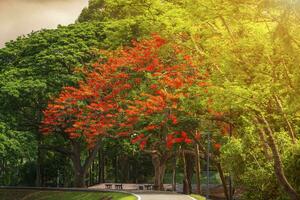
(40, 35, 209, 150)
(166, 131, 193, 149)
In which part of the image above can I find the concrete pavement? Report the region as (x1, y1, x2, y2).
(136, 193, 196, 200)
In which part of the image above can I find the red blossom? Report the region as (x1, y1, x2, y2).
(214, 143, 222, 150)
(40, 34, 210, 150)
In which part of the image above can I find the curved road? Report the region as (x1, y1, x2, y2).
(89, 184, 197, 200)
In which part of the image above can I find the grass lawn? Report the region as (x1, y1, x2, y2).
(190, 194, 206, 200)
(0, 189, 136, 200)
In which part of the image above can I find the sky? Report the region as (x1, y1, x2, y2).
(0, 0, 89, 47)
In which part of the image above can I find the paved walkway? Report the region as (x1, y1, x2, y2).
(89, 183, 175, 190)
(136, 193, 195, 200)
(89, 184, 197, 200)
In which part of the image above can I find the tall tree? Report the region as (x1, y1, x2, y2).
(41, 35, 208, 189)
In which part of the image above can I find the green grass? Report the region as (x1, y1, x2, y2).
(190, 194, 206, 200)
(0, 189, 137, 200)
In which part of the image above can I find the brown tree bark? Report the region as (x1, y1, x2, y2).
(98, 147, 105, 183)
(195, 144, 201, 194)
(152, 153, 167, 190)
(258, 115, 299, 200)
(216, 162, 230, 200)
(35, 144, 42, 187)
(257, 125, 272, 160)
(182, 150, 194, 194)
(273, 95, 296, 143)
(73, 168, 86, 188)
(70, 139, 102, 187)
(98, 149, 101, 183)
(172, 156, 177, 191)
(182, 150, 189, 194)
(192, 139, 230, 200)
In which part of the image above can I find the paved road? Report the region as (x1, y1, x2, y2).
(89, 184, 197, 200)
(136, 193, 196, 200)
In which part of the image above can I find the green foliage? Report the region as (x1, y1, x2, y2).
(78, 0, 191, 40)
(221, 136, 278, 200)
(1, 0, 300, 197)
(0, 22, 106, 130)
(284, 141, 300, 193)
(221, 125, 300, 200)
(221, 139, 245, 177)
(0, 122, 37, 185)
(178, 0, 300, 198)
(0, 22, 107, 186)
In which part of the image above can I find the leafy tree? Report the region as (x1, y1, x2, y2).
(41, 35, 207, 189)
(0, 22, 107, 186)
(180, 0, 300, 199)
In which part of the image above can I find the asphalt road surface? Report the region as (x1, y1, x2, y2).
(136, 193, 196, 200)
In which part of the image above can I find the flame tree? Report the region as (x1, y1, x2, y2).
(41, 35, 209, 188)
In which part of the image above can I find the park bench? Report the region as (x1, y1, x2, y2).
(115, 184, 123, 190)
(138, 185, 144, 190)
(105, 184, 112, 189)
(144, 184, 153, 190)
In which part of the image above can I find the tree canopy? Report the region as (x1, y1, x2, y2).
(1, 0, 300, 199)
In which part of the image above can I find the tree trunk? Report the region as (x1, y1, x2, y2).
(183, 151, 194, 194)
(0, 158, 3, 185)
(35, 145, 42, 187)
(89, 151, 92, 186)
(152, 153, 166, 190)
(70, 139, 102, 187)
(114, 155, 118, 183)
(74, 168, 86, 188)
(274, 95, 296, 143)
(98, 148, 105, 183)
(256, 122, 272, 160)
(259, 115, 300, 200)
(98, 149, 101, 183)
(71, 142, 87, 187)
(195, 144, 201, 194)
(216, 163, 230, 200)
(172, 156, 177, 191)
(101, 156, 105, 183)
(182, 150, 188, 194)
(119, 155, 129, 183)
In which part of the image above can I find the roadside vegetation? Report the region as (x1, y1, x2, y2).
(0, 189, 136, 200)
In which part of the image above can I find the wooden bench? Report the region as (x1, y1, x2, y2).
(144, 184, 153, 190)
(105, 184, 112, 189)
(115, 184, 123, 190)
